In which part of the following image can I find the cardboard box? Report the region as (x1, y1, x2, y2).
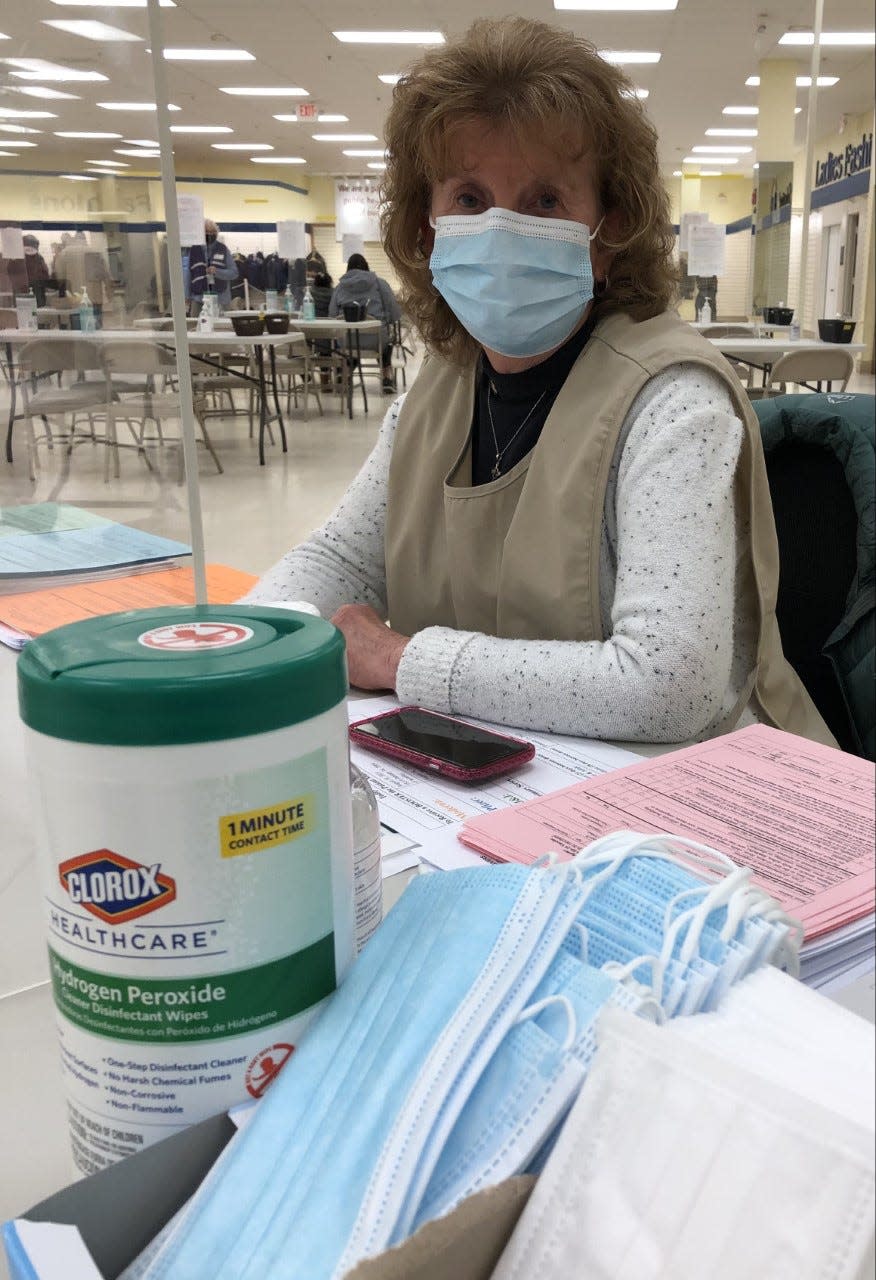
(5, 1114, 534, 1280)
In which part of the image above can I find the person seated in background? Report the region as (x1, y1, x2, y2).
(310, 272, 337, 388)
(242, 17, 832, 749)
(311, 271, 334, 317)
(329, 254, 402, 393)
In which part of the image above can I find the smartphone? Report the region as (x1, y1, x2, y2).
(348, 706, 535, 783)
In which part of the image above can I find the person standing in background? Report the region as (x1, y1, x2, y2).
(329, 254, 402, 393)
(23, 235, 50, 306)
(54, 231, 113, 326)
(200, 219, 237, 309)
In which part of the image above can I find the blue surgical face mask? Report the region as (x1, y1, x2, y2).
(140, 862, 586, 1280)
(429, 207, 604, 358)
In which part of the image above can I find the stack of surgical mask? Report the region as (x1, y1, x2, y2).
(132, 830, 800, 1280)
(574, 831, 800, 1018)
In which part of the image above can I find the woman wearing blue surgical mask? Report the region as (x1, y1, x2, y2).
(243, 17, 832, 748)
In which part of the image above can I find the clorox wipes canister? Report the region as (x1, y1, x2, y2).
(18, 605, 356, 1174)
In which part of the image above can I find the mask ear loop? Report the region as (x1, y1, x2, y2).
(673, 867, 752, 965)
(575, 831, 740, 888)
(514, 995, 577, 1054)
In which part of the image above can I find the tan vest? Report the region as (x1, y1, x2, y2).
(385, 310, 834, 745)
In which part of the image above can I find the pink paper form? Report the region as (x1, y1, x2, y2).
(460, 725, 875, 936)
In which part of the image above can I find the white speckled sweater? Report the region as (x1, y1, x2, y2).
(242, 362, 759, 743)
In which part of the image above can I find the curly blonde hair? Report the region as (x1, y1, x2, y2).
(381, 17, 678, 365)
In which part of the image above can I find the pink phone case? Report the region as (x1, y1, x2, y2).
(348, 706, 535, 783)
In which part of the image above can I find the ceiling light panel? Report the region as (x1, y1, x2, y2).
(55, 131, 122, 138)
(212, 143, 274, 150)
(251, 156, 305, 163)
(48, 0, 175, 6)
(0, 108, 57, 119)
(598, 50, 661, 63)
(779, 31, 874, 46)
(367, 162, 387, 169)
(273, 114, 350, 123)
(0, 124, 43, 133)
(89, 159, 129, 165)
(683, 156, 737, 163)
(4, 58, 108, 81)
(312, 133, 378, 142)
(163, 48, 255, 61)
(60, 173, 97, 180)
(333, 31, 444, 43)
(169, 125, 233, 133)
(114, 147, 159, 156)
(378, 74, 402, 84)
(706, 128, 757, 136)
(692, 144, 752, 153)
(745, 75, 838, 87)
(555, 0, 675, 8)
(723, 105, 759, 115)
(41, 19, 142, 41)
(123, 138, 159, 146)
(343, 149, 386, 156)
(98, 102, 181, 111)
(10, 86, 79, 99)
(220, 86, 308, 96)
(0, 139, 38, 146)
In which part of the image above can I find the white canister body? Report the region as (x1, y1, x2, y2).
(18, 607, 355, 1175)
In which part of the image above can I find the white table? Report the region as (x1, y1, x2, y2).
(1, 327, 305, 468)
(707, 336, 866, 388)
(691, 321, 793, 335)
(0, 627, 873, 1252)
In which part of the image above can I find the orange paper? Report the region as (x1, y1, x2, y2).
(0, 564, 257, 636)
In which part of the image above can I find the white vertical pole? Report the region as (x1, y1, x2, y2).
(797, 0, 824, 329)
(145, 0, 208, 604)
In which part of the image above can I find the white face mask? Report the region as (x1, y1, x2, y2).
(494, 1005, 875, 1280)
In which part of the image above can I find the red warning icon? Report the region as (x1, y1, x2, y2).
(245, 1044, 295, 1098)
(138, 622, 254, 651)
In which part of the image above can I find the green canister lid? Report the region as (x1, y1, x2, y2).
(18, 605, 348, 746)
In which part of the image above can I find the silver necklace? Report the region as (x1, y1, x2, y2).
(486, 384, 548, 481)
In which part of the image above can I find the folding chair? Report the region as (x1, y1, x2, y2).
(16, 337, 108, 481)
(101, 339, 223, 482)
(748, 348, 855, 400)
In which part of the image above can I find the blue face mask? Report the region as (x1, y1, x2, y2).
(429, 207, 604, 358)
(408, 954, 653, 1236)
(140, 862, 585, 1280)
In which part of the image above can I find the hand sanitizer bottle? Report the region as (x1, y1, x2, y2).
(197, 290, 215, 334)
(701, 299, 712, 326)
(78, 287, 95, 334)
(301, 285, 316, 322)
(283, 285, 294, 316)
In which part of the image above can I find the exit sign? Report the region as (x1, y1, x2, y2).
(296, 103, 318, 121)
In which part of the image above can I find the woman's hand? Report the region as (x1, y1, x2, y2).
(331, 604, 409, 691)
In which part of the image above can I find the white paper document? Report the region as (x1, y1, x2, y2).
(348, 697, 641, 873)
(687, 222, 727, 277)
